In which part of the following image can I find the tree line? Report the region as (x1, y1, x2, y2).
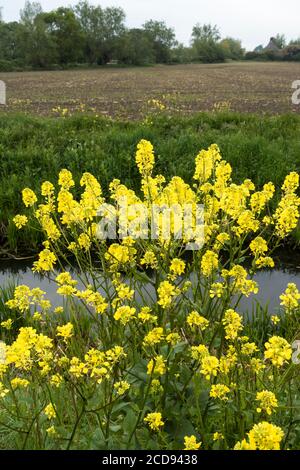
(0, 1, 245, 70)
(0, 1, 299, 71)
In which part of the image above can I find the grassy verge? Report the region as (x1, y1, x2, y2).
(1, 111, 300, 254)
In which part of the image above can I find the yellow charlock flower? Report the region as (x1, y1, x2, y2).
(144, 412, 164, 431)
(44, 403, 56, 420)
(105, 243, 135, 271)
(56, 323, 74, 343)
(256, 390, 278, 415)
(78, 233, 91, 251)
(280, 283, 300, 311)
(191, 344, 209, 361)
(1, 319, 13, 330)
(222, 309, 243, 341)
(200, 355, 219, 380)
(41, 181, 55, 198)
(264, 336, 292, 367)
(282, 171, 299, 194)
(140, 250, 158, 269)
(183, 435, 201, 450)
(201, 250, 219, 277)
(143, 327, 164, 346)
(22, 188, 37, 207)
(157, 280, 179, 309)
(136, 139, 155, 176)
(169, 258, 185, 276)
(147, 355, 166, 376)
(210, 384, 230, 401)
(241, 342, 258, 356)
(75, 288, 108, 315)
(138, 307, 157, 324)
(234, 422, 284, 450)
(11, 377, 30, 389)
(33, 249, 57, 273)
(187, 311, 209, 330)
(213, 432, 224, 441)
(193, 144, 221, 183)
(209, 282, 225, 298)
(166, 332, 180, 345)
(250, 236, 268, 256)
(13, 214, 28, 229)
(114, 381, 130, 396)
(114, 306, 136, 325)
(58, 169, 75, 190)
(271, 315, 280, 325)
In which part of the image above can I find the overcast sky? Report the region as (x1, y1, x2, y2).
(0, 0, 299, 51)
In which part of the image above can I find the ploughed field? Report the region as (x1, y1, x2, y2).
(0, 62, 300, 118)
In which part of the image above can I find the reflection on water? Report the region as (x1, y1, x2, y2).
(1, 257, 300, 313)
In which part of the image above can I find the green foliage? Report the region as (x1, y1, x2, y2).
(0, 3, 247, 68)
(219, 38, 244, 60)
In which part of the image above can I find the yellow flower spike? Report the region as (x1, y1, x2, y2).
(58, 169, 75, 190)
(201, 250, 219, 277)
(44, 403, 56, 420)
(157, 280, 179, 309)
(135, 139, 155, 176)
(22, 188, 37, 207)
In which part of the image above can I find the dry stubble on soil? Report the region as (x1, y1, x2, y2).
(0, 62, 300, 118)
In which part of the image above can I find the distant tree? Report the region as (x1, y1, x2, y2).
(41, 8, 84, 64)
(273, 34, 286, 49)
(191, 23, 225, 63)
(0, 21, 27, 62)
(143, 20, 176, 63)
(191, 23, 220, 42)
(101, 7, 126, 63)
(289, 38, 300, 46)
(170, 43, 193, 63)
(74, 1, 105, 64)
(20, 1, 43, 26)
(117, 28, 155, 65)
(220, 37, 244, 60)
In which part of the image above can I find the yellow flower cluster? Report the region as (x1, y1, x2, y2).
(144, 412, 164, 431)
(235, 422, 284, 450)
(264, 336, 292, 367)
(256, 390, 278, 415)
(280, 283, 300, 311)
